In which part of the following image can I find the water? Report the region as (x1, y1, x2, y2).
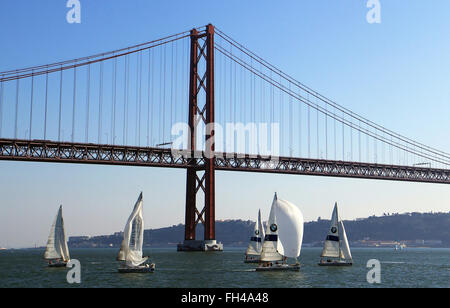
(0, 247, 449, 288)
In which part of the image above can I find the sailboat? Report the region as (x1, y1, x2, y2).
(256, 193, 304, 272)
(44, 205, 70, 267)
(244, 209, 265, 263)
(117, 192, 155, 273)
(318, 202, 353, 266)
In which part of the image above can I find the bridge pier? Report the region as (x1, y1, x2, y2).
(177, 24, 223, 252)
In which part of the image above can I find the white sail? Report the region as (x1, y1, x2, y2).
(44, 205, 70, 262)
(260, 194, 283, 262)
(321, 203, 340, 258)
(246, 209, 264, 256)
(340, 221, 352, 261)
(274, 198, 304, 259)
(258, 208, 265, 248)
(117, 192, 148, 267)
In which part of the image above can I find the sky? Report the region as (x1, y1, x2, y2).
(0, 0, 449, 248)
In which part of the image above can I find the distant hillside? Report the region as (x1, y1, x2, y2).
(69, 212, 450, 248)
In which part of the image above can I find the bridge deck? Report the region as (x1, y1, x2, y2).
(1, 138, 449, 184)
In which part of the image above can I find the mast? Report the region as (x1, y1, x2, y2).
(336, 202, 343, 261)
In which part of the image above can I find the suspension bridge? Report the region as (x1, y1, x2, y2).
(1, 24, 449, 250)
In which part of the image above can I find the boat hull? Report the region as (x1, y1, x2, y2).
(48, 261, 68, 268)
(118, 263, 155, 273)
(318, 262, 352, 267)
(256, 264, 300, 271)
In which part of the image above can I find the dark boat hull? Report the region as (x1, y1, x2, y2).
(118, 263, 155, 273)
(48, 261, 67, 268)
(256, 264, 300, 271)
(318, 262, 352, 267)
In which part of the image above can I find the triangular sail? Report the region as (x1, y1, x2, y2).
(44, 206, 70, 262)
(321, 203, 340, 258)
(275, 198, 304, 259)
(260, 194, 283, 262)
(258, 208, 265, 246)
(117, 192, 148, 267)
(246, 209, 264, 256)
(339, 221, 352, 261)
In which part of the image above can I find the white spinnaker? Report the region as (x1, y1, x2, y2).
(274, 199, 304, 259)
(44, 205, 70, 262)
(117, 193, 148, 267)
(260, 195, 283, 262)
(321, 203, 340, 258)
(340, 221, 352, 261)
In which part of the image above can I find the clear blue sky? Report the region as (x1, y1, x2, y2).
(0, 0, 449, 248)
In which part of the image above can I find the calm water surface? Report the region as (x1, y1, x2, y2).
(0, 247, 449, 288)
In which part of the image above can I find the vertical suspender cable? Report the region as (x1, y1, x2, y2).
(123, 55, 128, 144)
(163, 44, 167, 143)
(307, 93, 310, 158)
(342, 111, 345, 160)
(112, 56, 117, 145)
(230, 44, 233, 128)
(138, 51, 143, 146)
(15, 77, 19, 139)
(325, 102, 328, 159)
(98, 61, 104, 143)
(126, 54, 130, 144)
(0, 76, 4, 137)
(359, 120, 361, 162)
(44, 70, 49, 140)
(298, 89, 301, 157)
(170, 40, 174, 135)
(334, 117, 337, 160)
(234, 53, 238, 126)
(147, 49, 151, 146)
(316, 99, 319, 158)
(241, 54, 244, 126)
(58, 68, 63, 141)
(223, 44, 226, 150)
(151, 49, 155, 146)
(289, 82, 293, 156)
(350, 111, 353, 161)
(159, 46, 163, 144)
(135, 53, 140, 145)
(71, 65, 76, 142)
(29, 70, 34, 140)
(85, 63, 91, 142)
(174, 37, 178, 126)
(279, 76, 283, 156)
